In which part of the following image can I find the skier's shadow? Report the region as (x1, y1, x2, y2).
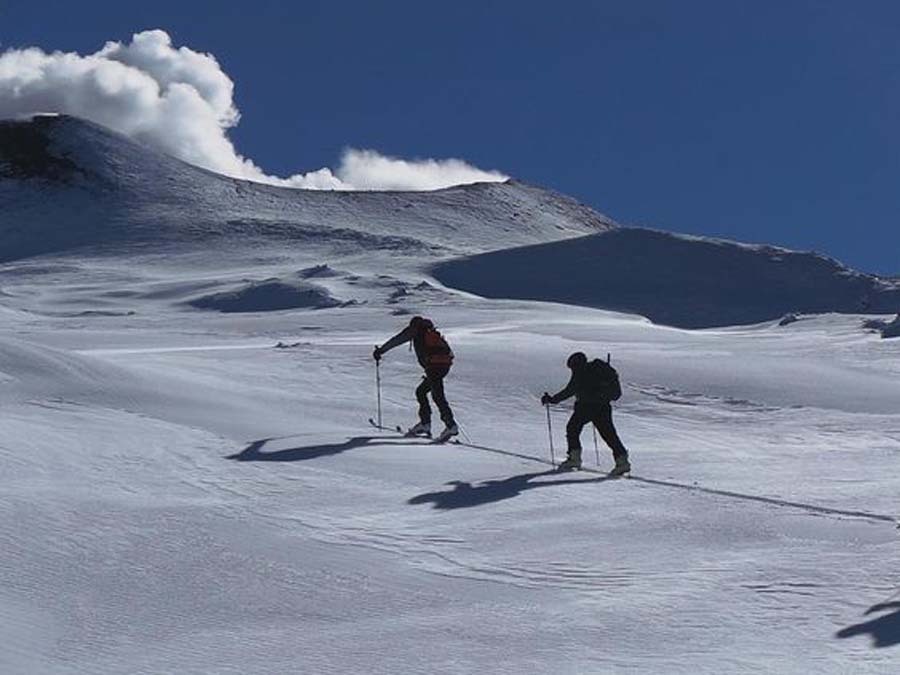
(836, 601, 900, 648)
(409, 470, 611, 510)
(226, 435, 414, 462)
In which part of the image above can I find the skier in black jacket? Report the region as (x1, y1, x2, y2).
(374, 316, 458, 442)
(542, 352, 631, 474)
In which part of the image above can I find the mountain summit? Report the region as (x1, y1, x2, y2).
(0, 115, 613, 263)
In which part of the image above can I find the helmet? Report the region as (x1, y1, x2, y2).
(566, 352, 588, 369)
(408, 316, 432, 332)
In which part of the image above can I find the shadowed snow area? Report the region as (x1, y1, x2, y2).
(2, 115, 900, 674)
(186, 279, 343, 313)
(433, 228, 900, 328)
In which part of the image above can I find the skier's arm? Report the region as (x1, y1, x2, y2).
(374, 326, 413, 359)
(548, 375, 576, 404)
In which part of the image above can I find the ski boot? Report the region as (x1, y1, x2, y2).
(405, 421, 432, 438)
(608, 455, 631, 477)
(434, 423, 459, 443)
(556, 449, 582, 472)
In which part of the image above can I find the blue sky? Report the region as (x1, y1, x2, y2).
(3, 0, 899, 274)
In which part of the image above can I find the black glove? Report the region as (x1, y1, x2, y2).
(541, 392, 552, 406)
(373, 346, 382, 362)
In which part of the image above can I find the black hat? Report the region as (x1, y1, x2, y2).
(566, 352, 588, 369)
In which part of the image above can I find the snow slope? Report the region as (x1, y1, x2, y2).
(434, 228, 900, 328)
(0, 116, 613, 263)
(1, 116, 899, 673)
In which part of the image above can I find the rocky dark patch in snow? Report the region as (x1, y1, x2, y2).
(0, 117, 84, 181)
(386, 280, 450, 305)
(345, 274, 453, 308)
(778, 313, 802, 327)
(297, 264, 343, 279)
(863, 315, 900, 339)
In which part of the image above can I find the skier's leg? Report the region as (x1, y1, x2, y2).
(428, 368, 458, 442)
(415, 376, 433, 425)
(562, 404, 589, 468)
(594, 404, 629, 462)
(428, 368, 455, 427)
(565, 405, 589, 451)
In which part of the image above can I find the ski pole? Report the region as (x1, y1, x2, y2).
(545, 403, 556, 468)
(597, 351, 610, 465)
(375, 354, 383, 429)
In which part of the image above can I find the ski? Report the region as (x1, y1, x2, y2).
(367, 418, 629, 476)
(367, 418, 432, 438)
(368, 417, 402, 434)
(555, 464, 629, 478)
(554, 464, 581, 473)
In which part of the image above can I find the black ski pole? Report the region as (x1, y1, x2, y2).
(545, 403, 556, 468)
(375, 353, 383, 429)
(596, 352, 610, 464)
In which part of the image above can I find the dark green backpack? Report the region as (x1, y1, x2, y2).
(587, 359, 622, 401)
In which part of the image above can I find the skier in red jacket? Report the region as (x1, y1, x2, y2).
(374, 316, 458, 442)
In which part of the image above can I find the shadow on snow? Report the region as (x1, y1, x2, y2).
(228, 434, 898, 526)
(837, 601, 900, 648)
(226, 435, 418, 462)
(408, 470, 612, 510)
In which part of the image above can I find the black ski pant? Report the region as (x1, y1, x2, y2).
(416, 366, 455, 427)
(566, 401, 628, 461)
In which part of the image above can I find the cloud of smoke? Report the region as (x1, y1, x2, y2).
(0, 30, 507, 190)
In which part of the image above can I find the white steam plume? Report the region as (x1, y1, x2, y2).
(0, 30, 507, 190)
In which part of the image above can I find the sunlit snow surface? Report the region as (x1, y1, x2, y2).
(1, 116, 899, 673)
(1, 251, 898, 674)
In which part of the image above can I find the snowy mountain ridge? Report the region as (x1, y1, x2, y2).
(4, 115, 897, 331)
(0, 115, 613, 263)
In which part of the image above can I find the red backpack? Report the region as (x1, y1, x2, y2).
(421, 322, 453, 367)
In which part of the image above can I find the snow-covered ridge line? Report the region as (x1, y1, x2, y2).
(0, 115, 563, 198)
(433, 227, 900, 328)
(0, 115, 614, 263)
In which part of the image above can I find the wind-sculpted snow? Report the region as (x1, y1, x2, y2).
(186, 279, 345, 313)
(433, 228, 900, 328)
